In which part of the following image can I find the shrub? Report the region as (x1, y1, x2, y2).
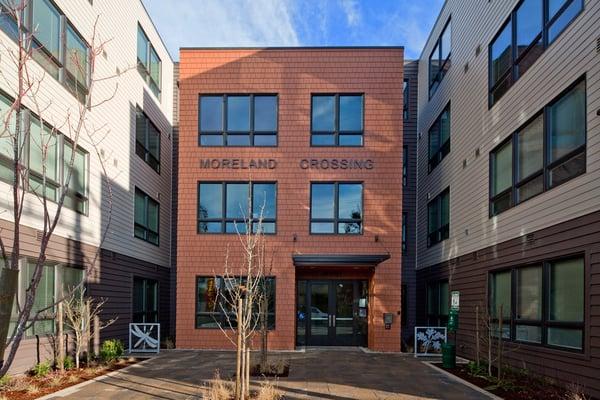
(63, 355, 75, 370)
(100, 339, 124, 363)
(0, 375, 11, 388)
(31, 361, 52, 377)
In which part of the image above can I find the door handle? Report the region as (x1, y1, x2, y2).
(333, 315, 336, 327)
(328, 315, 332, 327)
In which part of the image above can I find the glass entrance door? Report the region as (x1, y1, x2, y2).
(297, 280, 368, 346)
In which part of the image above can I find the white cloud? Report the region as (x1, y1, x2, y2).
(143, 0, 299, 59)
(340, 0, 361, 27)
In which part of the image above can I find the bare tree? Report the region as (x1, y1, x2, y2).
(0, 0, 126, 376)
(210, 188, 271, 400)
(62, 287, 115, 369)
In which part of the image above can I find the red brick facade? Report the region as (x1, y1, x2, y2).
(177, 48, 404, 351)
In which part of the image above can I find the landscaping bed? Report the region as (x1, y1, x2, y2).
(0, 358, 140, 400)
(436, 362, 586, 400)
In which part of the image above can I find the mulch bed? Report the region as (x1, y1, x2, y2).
(435, 363, 573, 400)
(0, 358, 139, 400)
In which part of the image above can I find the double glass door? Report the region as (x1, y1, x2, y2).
(297, 280, 368, 346)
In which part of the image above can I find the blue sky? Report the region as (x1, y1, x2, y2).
(142, 0, 445, 61)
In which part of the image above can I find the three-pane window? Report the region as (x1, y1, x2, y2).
(428, 105, 451, 172)
(310, 182, 363, 234)
(490, 78, 586, 216)
(311, 94, 363, 146)
(489, 0, 583, 106)
(196, 276, 275, 329)
(199, 95, 277, 146)
(427, 188, 449, 247)
(0, 0, 90, 102)
(197, 182, 277, 234)
(134, 188, 160, 245)
(137, 24, 162, 98)
(428, 19, 451, 99)
(489, 256, 584, 350)
(135, 107, 161, 173)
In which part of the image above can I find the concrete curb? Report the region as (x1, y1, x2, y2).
(422, 361, 503, 400)
(36, 357, 157, 399)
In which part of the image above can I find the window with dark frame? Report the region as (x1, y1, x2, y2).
(403, 146, 408, 186)
(135, 107, 161, 173)
(427, 188, 449, 247)
(310, 182, 363, 234)
(0, 94, 89, 214)
(132, 277, 158, 323)
(199, 94, 277, 147)
(403, 79, 409, 120)
(402, 212, 407, 253)
(428, 104, 450, 172)
(489, 256, 584, 351)
(137, 24, 161, 98)
(0, 0, 90, 103)
(427, 280, 449, 326)
(311, 94, 363, 146)
(489, 77, 586, 216)
(428, 18, 451, 99)
(134, 188, 160, 245)
(489, 0, 583, 107)
(197, 182, 277, 234)
(195, 276, 276, 329)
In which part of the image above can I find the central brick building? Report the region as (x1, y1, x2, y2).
(177, 48, 404, 351)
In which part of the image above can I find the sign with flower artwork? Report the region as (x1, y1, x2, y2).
(414, 327, 447, 357)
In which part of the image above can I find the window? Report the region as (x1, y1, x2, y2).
(427, 188, 449, 247)
(136, 107, 161, 173)
(311, 94, 363, 146)
(489, 256, 584, 350)
(402, 212, 407, 253)
(489, 77, 586, 216)
(0, 92, 16, 183)
(428, 19, 451, 99)
(133, 277, 158, 323)
(428, 105, 451, 172)
(403, 146, 408, 186)
(8, 261, 83, 338)
(134, 188, 159, 245)
(310, 182, 363, 234)
(427, 280, 449, 326)
(198, 182, 277, 234)
(199, 95, 277, 146)
(0, 0, 90, 102)
(196, 276, 275, 329)
(28, 118, 59, 202)
(489, 0, 583, 106)
(403, 79, 409, 120)
(137, 24, 161, 98)
(63, 140, 88, 214)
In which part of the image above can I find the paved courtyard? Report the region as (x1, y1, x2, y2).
(42, 349, 491, 400)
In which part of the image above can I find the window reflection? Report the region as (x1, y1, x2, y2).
(310, 182, 363, 234)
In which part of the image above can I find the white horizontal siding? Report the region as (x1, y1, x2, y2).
(0, 0, 174, 267)
(417, 0, 600, 268)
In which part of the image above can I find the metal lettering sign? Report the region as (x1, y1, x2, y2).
(299, 159, 374, 170)
(200, 159, 277, 169)
(451, 290, 460, 311)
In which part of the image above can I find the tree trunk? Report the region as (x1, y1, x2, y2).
(475, 305, 480, 369)
(85, 299, 91, 366)
(260, 295, 267, 367)
(487, 314, 492, 377)
(245, 344, 250, 399)
(0, 268, 19, 375)
(497, 306, 503, 381)
(57, 302, 64, 371)
(235, 297, 243, 400)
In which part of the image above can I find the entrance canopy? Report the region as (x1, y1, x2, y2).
(292, 253, 390, 268)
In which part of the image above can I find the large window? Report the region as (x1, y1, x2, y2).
(428, 104, 450, 172)
(199, 95, 277, 147)
(137, 24, 161, 98)
(428, 19, 451, 99)
(403, 146, 408, 186)
(8, 260, 83, 338)
(489, 256, 584, 350)
(489, 77, 586, 216)
(0, 0, 90, 102)
(133, 277, 158, 323)
(310, 182, 363, 234)
(0, 92, 15, 182)
(427, 188, 449, 247)
(403, 79, 409, 120)
(402, 212, 407, 253)
(311, 94, 363, 146)
(135, 107, 161, 173)
(198, 182, 277, 234)
(489, 0, 583, 106)
(427, 280, 449, 326)
(134, 188, 160, 245)
(196, 276, 275, 329)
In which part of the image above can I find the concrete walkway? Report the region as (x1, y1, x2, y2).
(42, 349, 491, 399)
